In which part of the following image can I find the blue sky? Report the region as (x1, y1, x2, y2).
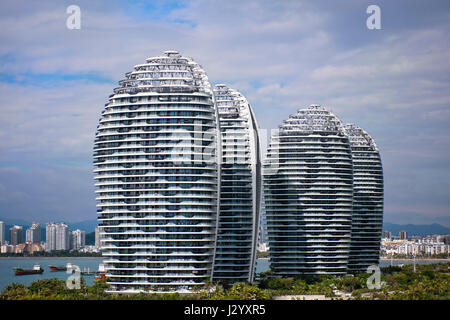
(0, 0, 449, 226)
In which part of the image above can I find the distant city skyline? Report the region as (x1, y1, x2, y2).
(0, 219, 96, 256)
(0, 219, 94, 244)
(0, 1, 450, 227)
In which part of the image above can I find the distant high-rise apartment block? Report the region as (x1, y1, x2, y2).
(71, 229, 85, 250)
(95, 226, 101, 248)
(94, 51, 222, 293)
(56, 223, 70, 251)
(0, 221, 5, 245)
(345, 124, 384, 273)
(26, 222, 41, 243)
(25, 228, 32, 243)
(46, 222, 69, 251)
(211, 84, 261, 284)
(382, 230, 392, 240)
(399, 231, 408, 240)
(46, 223, 57, 251)
(9, 225, 23, 246)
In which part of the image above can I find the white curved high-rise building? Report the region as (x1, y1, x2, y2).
(212, 84, 261, 284)
(344, 124, 383, 273)
(93, 51, 221, 293)
(264, 105, 354, 276)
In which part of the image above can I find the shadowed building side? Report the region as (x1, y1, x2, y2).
(345, 123, 384, 273)
(264, 105, 354, 276)
(212, 84, 261, 284)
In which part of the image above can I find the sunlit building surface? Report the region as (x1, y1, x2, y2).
(55, 223, 70, 251)
(94, 51, 221, 293)
(264, 105, 354, 276)
(212, 84, 261, 284)
(344, 124, 383, 273)
(26, 222, 41, 243)
(45, 223, 56, 251)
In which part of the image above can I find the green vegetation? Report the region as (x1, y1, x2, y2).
(368, 262, 450, 300)
(1, 262, 449, 300)
(0, 278, 196, 300)
(254, 263, 450, 300)
(198, 282, 271, 300)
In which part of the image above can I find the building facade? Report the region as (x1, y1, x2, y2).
(264, 105, 354, 276)
(9, 225, 23, 246)
(399, 231, 408, 240)
(0, 221, 4, 245)
(211, 84, 261, 284)
(344, 124, 384, 273)
(26, 222, 41, 243)
(46, 222, 69, 251)
(56, 223, 70, 251)
(94, 51, 221, 293)
(46, 223, 57, 251)
(259, 197, 268, 246)
(382, 230, 392, 240)
(71, 229, 86, 250)
(95, 226, 101, 248)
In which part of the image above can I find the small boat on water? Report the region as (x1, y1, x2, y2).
(49, 262, 73, 272)
(14, 265, 44, 276)
(49, 265, 67, 272)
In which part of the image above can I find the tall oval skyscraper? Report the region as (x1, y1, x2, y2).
(93, 51, 221, 293)
(344, 123, 384, 273)
(212, 84, 261, 284)
(264, 105, 354, 276)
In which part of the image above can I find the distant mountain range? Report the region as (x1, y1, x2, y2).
(383, 222, 450, 237)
